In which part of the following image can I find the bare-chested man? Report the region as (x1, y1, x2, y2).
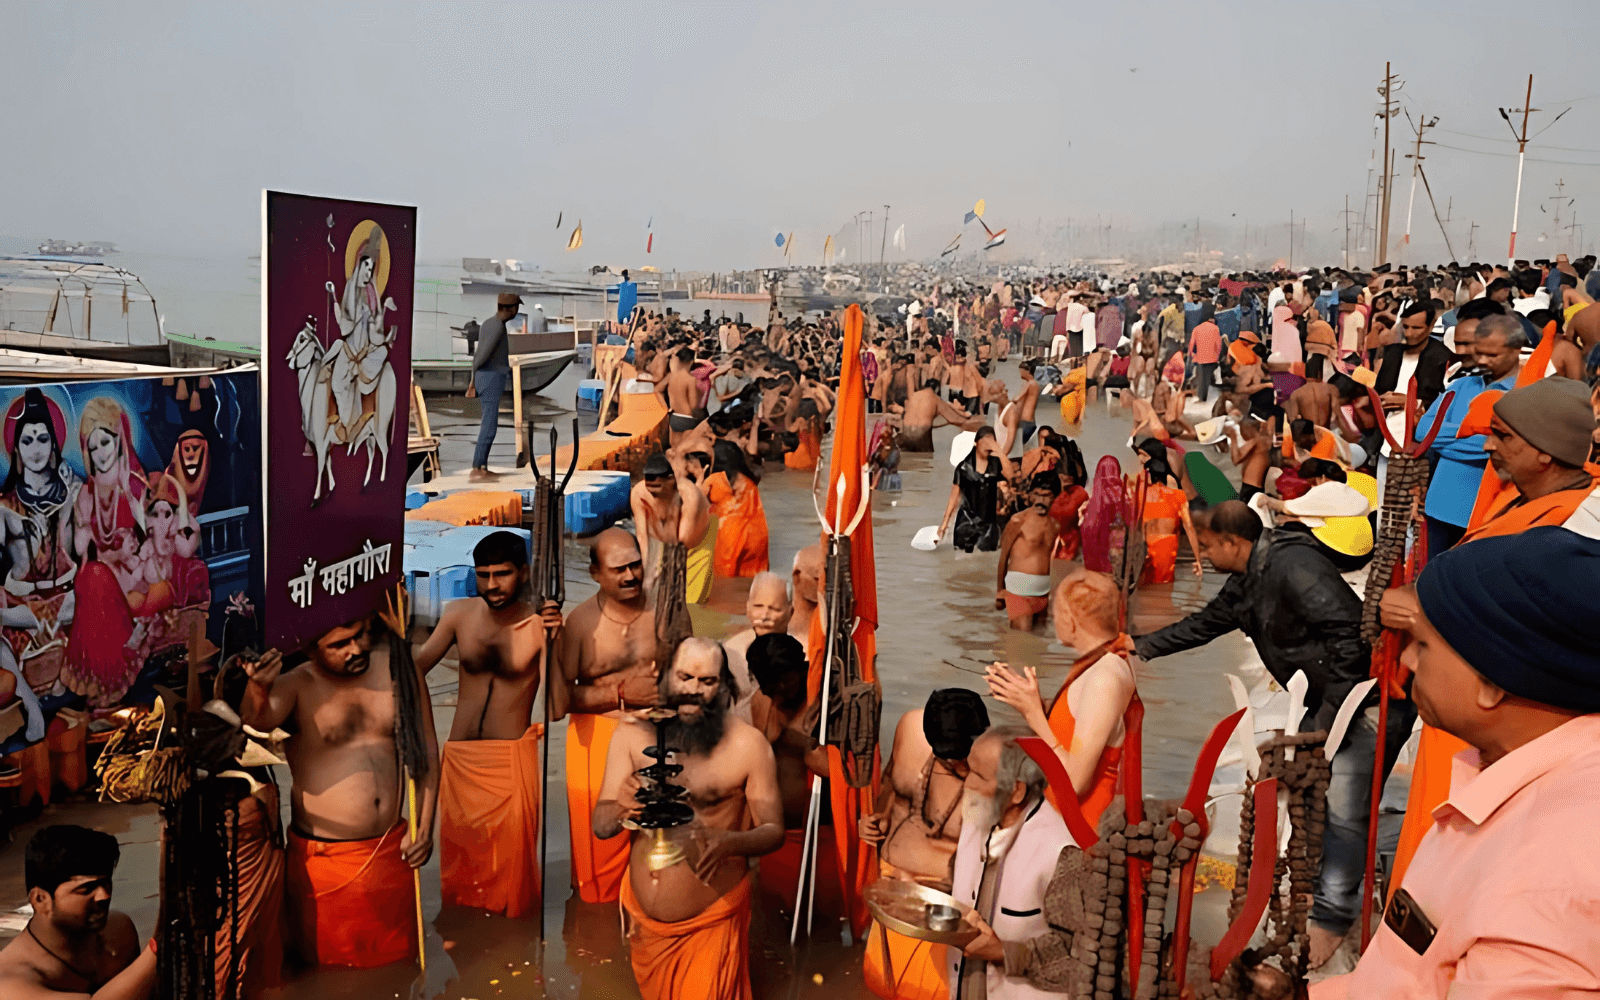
(0, 825, 156, 999)
(1151, 378, 1198, 439)
(241, 614, 438, 968)
(560, 528, 661, 904)
(857, 689, 990, 998)
(896, 381, 984, 452)
(1285, 354, 1340, 429)
(1015, 361, 1044, 447)
(595, 637, 783, 1000)
(723, 570, 791, 723)
(790, 543, 824, 646)
(415, 530, 563, 917)
(631, 451, 711, 595)
(1121, 387, 1173, 442)
(661, 347, 702, 444)
(996, 473, 1060, 630)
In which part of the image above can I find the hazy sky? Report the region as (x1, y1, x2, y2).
(6, 1, 1598, 269)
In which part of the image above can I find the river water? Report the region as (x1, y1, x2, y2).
(300, 357, 1259, 1000)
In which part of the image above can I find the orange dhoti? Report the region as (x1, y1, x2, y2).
(285, 822, 415, 968)
(215, 785, 284, 998)
(621, 871, 754, 1000)
(440, 725, 543, 917)
(863, 861, 948, 1000)
(756, 827, 841, 915)
(1140, 532, 1179, 584)
(566, 713, 629, 903)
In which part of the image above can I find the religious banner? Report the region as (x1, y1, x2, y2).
(0, 372, 264, 755)
(262, 191, 413, 650)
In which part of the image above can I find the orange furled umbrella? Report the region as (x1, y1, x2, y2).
(796, 304, 881, 941)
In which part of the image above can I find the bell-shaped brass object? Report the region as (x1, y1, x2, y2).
(646, 826, 685, 872)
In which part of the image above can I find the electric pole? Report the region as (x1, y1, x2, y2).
(1468, 221, 1479, 257)
(1500, 74, 1570, 264)
(879, 204, 890, 293)
(1376, 62, 1402, 267)
(1402, 109, 1438, 260)
(1544, 180, 1569, 245)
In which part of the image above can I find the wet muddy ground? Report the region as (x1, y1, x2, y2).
(0, 358, 1323, 998)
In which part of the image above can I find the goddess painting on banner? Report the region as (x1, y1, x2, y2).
(0, 376, 262, 740)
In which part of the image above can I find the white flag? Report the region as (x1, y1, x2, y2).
(893, 224, 905, 250)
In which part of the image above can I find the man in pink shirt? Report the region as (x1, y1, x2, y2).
(1312, 526, 1600, 999)
(1187, 316, 1223, 403)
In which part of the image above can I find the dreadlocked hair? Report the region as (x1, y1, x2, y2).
(653, 542, 693, 673)
(384, 621, 431, 782)
(160, 775, 253, 998)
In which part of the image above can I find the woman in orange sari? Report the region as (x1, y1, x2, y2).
(706, 439, 769, 578)
(1133, 439, 1202, 585)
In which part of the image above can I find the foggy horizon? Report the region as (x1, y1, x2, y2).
(6, 1, 1598, 271)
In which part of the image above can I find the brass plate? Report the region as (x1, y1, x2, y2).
(864, 878, 979, 947)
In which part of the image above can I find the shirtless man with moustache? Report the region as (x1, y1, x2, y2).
(722, 571, 792, 723)
(857, 689, 991, 999)
(558, 528, 662, 905)
(996, 473, 1061, 631)
(415, 530, 564, 917)
(241, 615, 439, 968)
(0, 825, 156, 999)
(595, 638, 783, 1000)
(630, 451, 710, 595)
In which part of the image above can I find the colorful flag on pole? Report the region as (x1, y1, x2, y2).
(646, 217, 653, 254)
(983, 229, 1008, 250)
(805, 303, 879, 939)
(775, 232, 786, 248)
(964, 210, 977, 225)
(823, 234, 834, 264)
(974, 198, 986, 218)
(566, 222, 582, 251)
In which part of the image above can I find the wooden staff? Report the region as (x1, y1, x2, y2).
(407, 771, 425, 975)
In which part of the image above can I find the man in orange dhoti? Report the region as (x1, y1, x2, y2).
(241, 615, 439, 969)
(559, 528, 661, 903)
(595, 639, 783, 1000)
(859, 689, 990, 1000)
(417, 531, 565, 917)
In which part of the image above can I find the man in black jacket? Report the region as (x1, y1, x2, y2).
(1134, 501, 1414, 969)
(1374, 301, 1453, 411)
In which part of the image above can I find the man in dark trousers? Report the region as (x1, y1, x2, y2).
(1133, 500, 1413, 969)
(466, 292, 520, 481)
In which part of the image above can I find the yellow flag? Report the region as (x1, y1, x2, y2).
(823, 234, 834, 264)
(973, 199, 986, 218)
(566, 222, 583, 251)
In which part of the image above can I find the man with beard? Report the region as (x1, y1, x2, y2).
(415, 530, 564, 917)
(241, 614, 438, 968)
(744, 632, 834, 911)
(859, 689, 991, 1000)
(722, 571, 791, 723)
(0, 825, 156, 998)
(996, 473, 1060, 631)
(595, 637, 783, 1000)
(947, 729, 1067, 999)
(559, 528, 661, 904)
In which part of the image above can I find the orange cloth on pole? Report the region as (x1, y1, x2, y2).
(620, 872, 755, 1000)
(863, 859, 949, 1000)
(565, 713, 629, 904)
(784, 427, 821, 471)
(803, 305, 882, 939)
(705, 472, 770, 578)
(215, 785, 284, 998)
(439, 725, 543, 917)
(285, 823, 415, 968)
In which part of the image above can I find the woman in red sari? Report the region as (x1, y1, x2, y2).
(1078, 456, 1126, 574)
(64, 396, 146, 706)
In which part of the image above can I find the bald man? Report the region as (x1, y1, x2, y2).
(790, 544, 824, 646)
(723, 571, 792, 723)
(595, 638, 783, 1000)
(558, 528, 660, 904)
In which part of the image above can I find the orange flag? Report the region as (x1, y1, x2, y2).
(806, 303, 879, 937)
(1389, 320, 1557, 901)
